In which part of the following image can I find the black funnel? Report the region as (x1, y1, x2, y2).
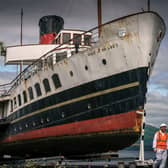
(39, 15, 64, 36)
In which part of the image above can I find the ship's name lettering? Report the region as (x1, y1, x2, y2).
(88, 43, 118, 56)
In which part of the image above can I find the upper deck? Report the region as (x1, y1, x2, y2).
(0, 28, 94, 100)
(5, 29, 92, 65)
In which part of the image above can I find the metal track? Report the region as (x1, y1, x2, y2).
(0, 154, 153, 167)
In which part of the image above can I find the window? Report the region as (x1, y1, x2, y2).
(14, 97, 17, 108)
(63, 33, 70, 44)
(55, 35, 60, 44)
(34, 83, 42, 97)
(56, 52, 67, 62)
(73, 34, 81, 45)
(10, 100, 13, 112)
(52, 74, 61, 89)
(18, 94, 22, 106)
(84, 35, 91, 45)
(23, 91, 28, 103)
(28, 87, 34, 100)
(43, 78, 51, 93)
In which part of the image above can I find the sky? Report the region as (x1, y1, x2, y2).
(0, 0, 168, 127)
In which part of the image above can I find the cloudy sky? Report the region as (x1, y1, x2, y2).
(0, 0, 168, 127)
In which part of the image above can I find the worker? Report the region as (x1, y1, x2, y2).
(153, 123, 168, 168)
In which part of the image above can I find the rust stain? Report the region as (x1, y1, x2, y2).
(133, 112, 143, 133)
(64, 59, 68, 65)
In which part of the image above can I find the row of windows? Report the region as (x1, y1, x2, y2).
(13, 116, 51, 132)
(54, 33, 91, 46)
(11, 73, 61, 112)
(11, 57, 108, 112)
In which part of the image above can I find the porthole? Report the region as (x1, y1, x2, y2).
(85, 65, 88, 70)
(40, 118, 44, 124)
(102, 59, 107, 65)
(46, 117, 50, 122)
(25, 124, 28, 128)
(62, 112, 65, 118)
(70, 71, 73, 77)
(88, 103, 91, 109)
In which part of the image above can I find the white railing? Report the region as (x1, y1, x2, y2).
(0, 83, 12, 96)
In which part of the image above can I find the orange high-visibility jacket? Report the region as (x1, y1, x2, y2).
(156, 131, 168, 149)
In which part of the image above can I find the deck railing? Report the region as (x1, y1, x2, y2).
(0, 82, 13, 96)
(0, 22, 102, 97)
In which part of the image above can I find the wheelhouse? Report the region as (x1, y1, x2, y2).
(52, 29, 92, 46)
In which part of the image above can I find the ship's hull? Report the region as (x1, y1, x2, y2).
(0, 11, 166, 157)
(0, 67, 147, 157)
(0, 112, 141, 157)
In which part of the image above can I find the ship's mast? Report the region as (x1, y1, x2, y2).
(97, 0, 102, 37)
(147, 0, 150, 11)
(20, 8, 23, 73)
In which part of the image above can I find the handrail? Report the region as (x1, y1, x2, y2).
(0, 82, 13, 96)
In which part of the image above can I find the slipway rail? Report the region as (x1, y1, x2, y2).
(0, 154, 154, 167)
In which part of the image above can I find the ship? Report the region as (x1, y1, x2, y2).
(0, 1, 166, 158)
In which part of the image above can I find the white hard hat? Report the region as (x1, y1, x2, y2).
(160, 123, 167, 127)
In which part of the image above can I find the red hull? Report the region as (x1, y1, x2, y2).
(2, 110, 142, 143)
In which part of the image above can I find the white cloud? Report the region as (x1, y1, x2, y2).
(145, 89, 168, 127)
(0, 71, 16, 84)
